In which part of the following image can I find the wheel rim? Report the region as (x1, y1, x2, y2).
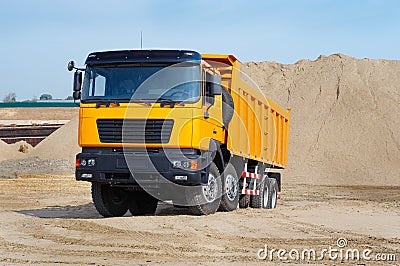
(263, 183, 269, 208)
(202, 174, 218, 203)
(225, 174, 238, 201)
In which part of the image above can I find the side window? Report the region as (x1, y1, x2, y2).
(88, 72, 106, 97)
(93, 75, 106, 96)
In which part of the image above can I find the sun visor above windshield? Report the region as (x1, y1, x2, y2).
(85, 50, 202, 65)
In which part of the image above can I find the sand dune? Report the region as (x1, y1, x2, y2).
(243, 54, 400, 186)
(29, 116, 80, 164)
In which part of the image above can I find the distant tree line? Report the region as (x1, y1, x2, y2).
(3, 92, 16, 102)
(2, 92, 73, 102)
(39, 93, 52, 100)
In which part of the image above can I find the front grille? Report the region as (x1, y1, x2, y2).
(97, 119, 174, 143)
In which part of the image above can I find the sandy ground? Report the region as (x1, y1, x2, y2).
(0, 175, 398, 265)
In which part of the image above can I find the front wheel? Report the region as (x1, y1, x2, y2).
(188, 162, 222, 215)
(128, 191, 158, 216)
(91, 182, 129, 217)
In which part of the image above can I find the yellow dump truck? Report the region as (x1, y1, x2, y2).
(68, 50, 290, 216)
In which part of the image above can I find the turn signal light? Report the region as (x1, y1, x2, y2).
(190, 160, 199, 170)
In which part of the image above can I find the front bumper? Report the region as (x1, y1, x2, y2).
(75, 148, 209, 186)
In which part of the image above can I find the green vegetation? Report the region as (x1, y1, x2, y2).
(3, 92, 16, 102)
(39, 93, 53, 100)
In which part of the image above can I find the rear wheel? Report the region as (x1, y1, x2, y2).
(92, 182, 129, 217)
(219, 163, 239, 212)
(128, 191, 158, 216)
(268, 178, 279, 209)
(239, 194, 250, 208)
(251, 164, 269, 209)
(251, 177, 270, 208)
(188, 162, 222, 215)
(230, 157, 248, 208)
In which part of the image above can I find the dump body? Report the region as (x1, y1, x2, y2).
(202, 54, 290, 168)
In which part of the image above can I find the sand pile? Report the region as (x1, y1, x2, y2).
(0, 107, 78, 165)
(0, 157, 74, 178)
(12, 140, 33, 153)
(29, 116, 80, 164)
(0, 116, 79, 176)
(0, 140, 21, 161)
(243, 54, 400, 186)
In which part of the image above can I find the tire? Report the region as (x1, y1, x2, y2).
(128, 191, 158, 216)
(221, 86, 234, 129)
(188, 162, 222, 215)
(239, 194, 250, 208)
(268, 178, 279, 209)
(251, 176, 270, 209)
(91, 182, 129, 217)
(250, 163, 268, 209)
(218, 163, 239, 212)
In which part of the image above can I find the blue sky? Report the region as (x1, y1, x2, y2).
(1, 0, 399, 100)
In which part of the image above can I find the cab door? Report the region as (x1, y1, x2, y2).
(202, 70, 222, 127)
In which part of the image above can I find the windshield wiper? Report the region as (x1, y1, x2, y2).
(156, 98, 184, 108)
(95, 100, 120, 108)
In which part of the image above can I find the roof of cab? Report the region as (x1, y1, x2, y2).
(85, 50, 202, 65)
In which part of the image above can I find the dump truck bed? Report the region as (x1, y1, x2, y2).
(202, 54, 290, 168)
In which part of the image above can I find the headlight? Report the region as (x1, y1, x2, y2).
(77, 158, 95, 167)
(182, 161, 190, 168)
(172, 161, 182, 168)
(87, 158, 96, 167)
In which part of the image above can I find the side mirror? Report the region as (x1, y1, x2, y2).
(67, 61, 75, 71)
(209, 74, 222, 96)
(211, 83, 221, 96)
(73, 91, 81, 100)
(73, 71, 82, 92)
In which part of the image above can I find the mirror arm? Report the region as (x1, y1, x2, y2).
(204, 102, 213, 119)
(68, 61, 85, 72)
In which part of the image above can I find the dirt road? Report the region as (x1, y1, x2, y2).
(0, 175, 398, 265)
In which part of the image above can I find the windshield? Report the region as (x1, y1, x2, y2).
(82, 63, 200, 103)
